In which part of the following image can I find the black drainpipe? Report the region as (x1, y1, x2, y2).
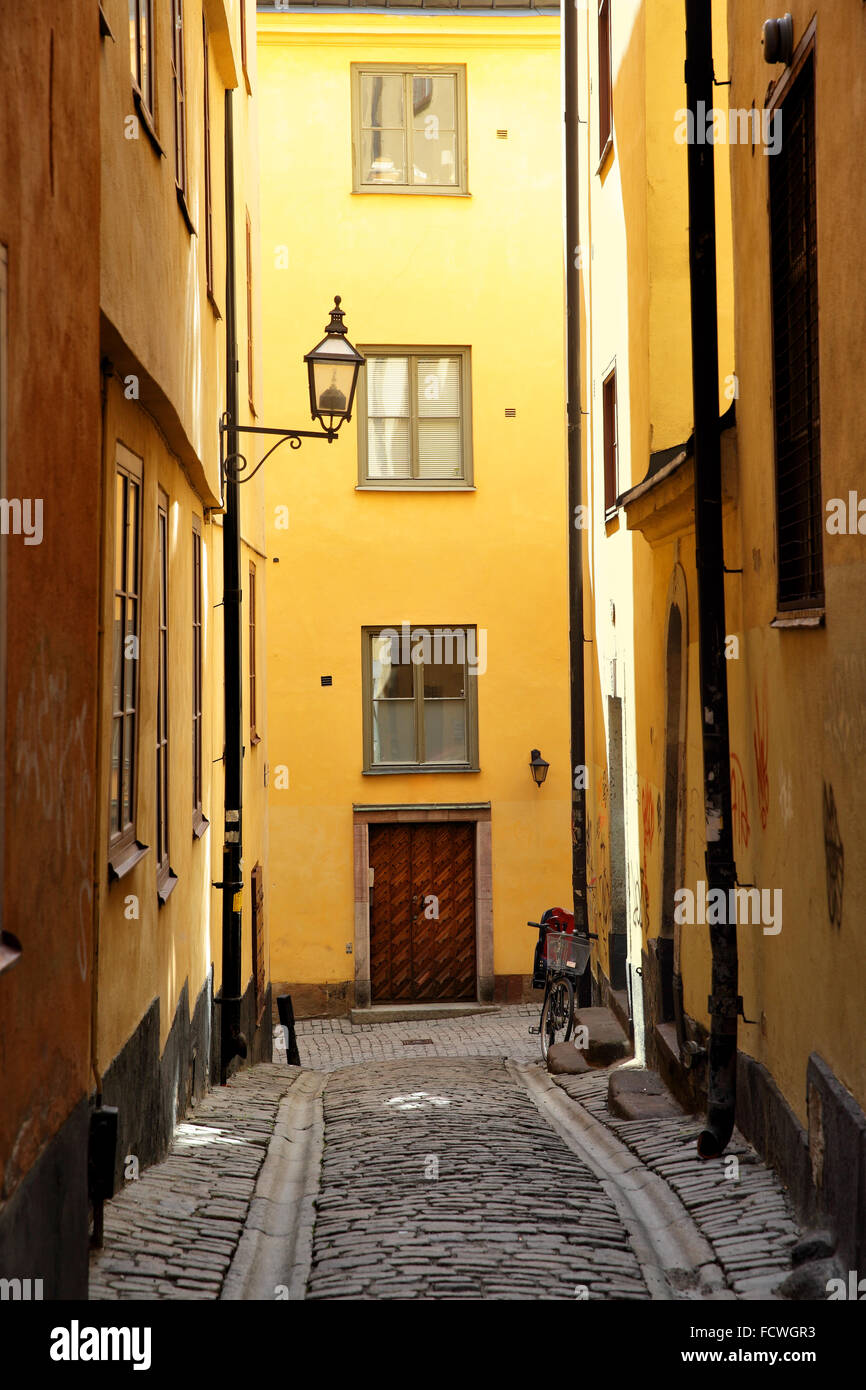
(684, 0, 738, 1157)
(220, 89, 246, 1082)
(564, 0, 589, 981)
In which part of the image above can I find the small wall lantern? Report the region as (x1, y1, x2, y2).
(529, 749, 549, 788)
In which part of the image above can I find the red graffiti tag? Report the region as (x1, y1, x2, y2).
(753, 685, 769, 831)
(730, 753, 751, 852)
(641, 784, 655, 860)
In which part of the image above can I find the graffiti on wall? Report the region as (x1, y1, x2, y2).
(688, 784, 702, 875)
(824, 653, 866, 761)
(641, 784, 655, 858)
(753, 681, 770, 832)
(586, 803, 612, 938)
(730, 753, 751, 853)
(822, 781, 844, 930)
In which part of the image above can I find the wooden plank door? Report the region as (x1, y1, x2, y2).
(369, 822, 476, 1002)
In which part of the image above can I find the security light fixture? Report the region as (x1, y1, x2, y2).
(762, 13, 794, 65)
(529, 749, 550, 788)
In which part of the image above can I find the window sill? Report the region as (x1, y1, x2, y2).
(771, 608, 825, 629)
(356, 483, 475, 493)
(250, 732, 262, 747)
(176, 185, 197, 237)
(157, 869, 179, 906)
(604, 507, 620, 534)
(596, 134, 614, 177)
(207, 288, 222, 321)
(193, 811, 210, 841)
(108, 839, 149, 883)
(132, 88, 164, 158)
(99, 4, 114, 40)
(352, 187, 471, 199)
(363, 765, 480, 777)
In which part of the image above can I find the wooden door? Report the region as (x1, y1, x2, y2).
(369, 822, 476, 1002)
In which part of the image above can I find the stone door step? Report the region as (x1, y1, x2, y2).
(607, 1066, 686, 1120)
(574, 1006, 631, 1065)
(349, 1002, 500, 1025)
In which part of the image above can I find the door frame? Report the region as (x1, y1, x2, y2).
(353, 803, 493, 1008)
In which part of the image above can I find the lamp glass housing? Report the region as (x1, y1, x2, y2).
(304, 297, 365, 432)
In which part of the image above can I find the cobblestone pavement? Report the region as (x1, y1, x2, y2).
(552, 1069, 801, 1299)
(307, 1056, 649, 1300)
(289, 1003, 542, 1071)
(90, 1011, 804, 1301)
(89, 1066, 296, 1300)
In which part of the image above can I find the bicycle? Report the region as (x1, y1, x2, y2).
(527, 920, 597, 1061)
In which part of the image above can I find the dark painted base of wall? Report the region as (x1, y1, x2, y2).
(0, 1095, 90, 1299)
(213, 975, 273, 1080)
(102, 969, 214, 1191)
(736, 1050, 866, 1274)
(271, 979, 355, 1021)
(493, 973, 538, 1004)
(593, 963, 633, 1039)
(640, 945, 866, 1276)
(275, 976, 544, 1016)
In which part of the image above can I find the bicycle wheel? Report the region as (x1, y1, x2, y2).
(540, 976, 574, 1060)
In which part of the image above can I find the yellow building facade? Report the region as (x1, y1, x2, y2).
(258, 5, 571, 1014)
(96, 0, 270, 1178)
(577, 0, 866, 1268)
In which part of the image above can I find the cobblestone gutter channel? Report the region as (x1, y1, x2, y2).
(549, 1069, 800, 1299)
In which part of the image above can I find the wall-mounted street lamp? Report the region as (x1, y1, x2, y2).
(219, 296, 365, 489)
(529, 749, 550, 788)
(215, 280, 363, 1083)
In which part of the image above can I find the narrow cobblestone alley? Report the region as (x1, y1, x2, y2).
(89, 1010, 805, 1303)
(307, 1057, 646, 1300)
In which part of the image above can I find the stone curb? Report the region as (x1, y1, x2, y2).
(510, 1061, 731, 1301)
(221, 1070, 326, 1301)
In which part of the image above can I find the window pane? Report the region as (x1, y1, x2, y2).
(140, 1, 151, 103)
(361, 73, 404, 128)
(413, 75, 456, 129)
(367, 357, 409, 417)
(125, 597, 138, 709)
(113, 596, 124, 712)
(115, 473, 126, 590)
(412, 131, 457, 187)
(110, 717, 122, 835)
(423, 640, 466, 698)
(128, 0, 138, 80)
(360, 129, 406, 185)
(122, 713, 135, 828)
(418, 420, 461, 479)
(371, 635, 414, 699)
(417, 357, 460, 418)
(423, 699, 467, 763)
(372, 700, 415, 763)
(368, 419, 411, 478)
(127, 480, 139, 594)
